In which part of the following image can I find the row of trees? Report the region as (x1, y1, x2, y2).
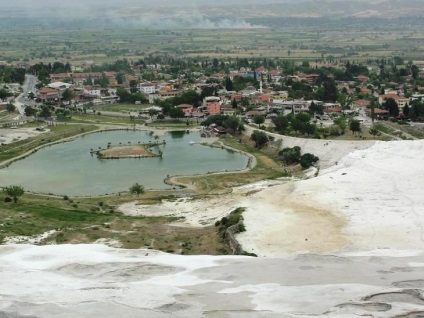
(271, 112, 317, 136)
(0, 66, 26, 84)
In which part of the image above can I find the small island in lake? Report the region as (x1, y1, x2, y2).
(94, 142, 164, 159)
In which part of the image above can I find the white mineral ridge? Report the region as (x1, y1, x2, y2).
(2, 244, 424, 317)
(237, 140, 424, 256)
(2, 140, 424, 317)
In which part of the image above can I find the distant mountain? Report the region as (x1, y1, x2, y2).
(203, 0, 424, 19)
(2, 0, 423, 20)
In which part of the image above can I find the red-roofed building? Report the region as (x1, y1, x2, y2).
(379, 94, 409, 108)
(176, 104, 194, 114)
(357, 75, 370, 82)
(205, 96, 221, 115)
(39, 87, 59, 102)
(353, 99, 371, 112)
(366, 108, 389, 119)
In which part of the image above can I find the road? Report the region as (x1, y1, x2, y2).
(14, 74, 38, 115)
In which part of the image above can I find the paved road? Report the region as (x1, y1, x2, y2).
(15, 74, 38, 115)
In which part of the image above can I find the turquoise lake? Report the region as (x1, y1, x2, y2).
(0, 130, 249, 196)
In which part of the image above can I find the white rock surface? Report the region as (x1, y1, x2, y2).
(2, 140, 424, 317)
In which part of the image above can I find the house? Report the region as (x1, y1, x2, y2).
(140, 83, 156, 94)
(39, 87, 59, 102)
(204, 96, 221, 115)
(231, 94, 243, 102)
(323, 103, 343, 114)
(379, 94, 409, 108)
(246, 110, 266, 117)
(353, 99, 371, 112)
(176, 104, 194, 114)
(220, 103, 236, 116)
(366, 108, 389, 119)
(357, 75, 370, 82)
(241, 86, 257, 97)
(83, 86, 102, 98)
(298, 73, 320, 83)
(272, 91, 289, 100)
(213, 126, 227, 135)
(252, 94, 272, 104)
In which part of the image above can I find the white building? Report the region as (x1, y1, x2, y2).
(139, 83, 156, 94)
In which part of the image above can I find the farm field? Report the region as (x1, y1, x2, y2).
(1, 18, 424, 66)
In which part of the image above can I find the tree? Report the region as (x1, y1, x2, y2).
(295, 112, 312, 123)
(409, 100, 424, 121)
(225, 77, 234, 91)
(301, 122, 316, 136)
(116, 87, 133, 103)
(39, 105, 52, 118)
(129, 80, 138, 94)
(334, 117, 347, 134)
(24, 106, 37, 117)
(272, 115, 289, 133)
(411, 64, 419, 79)
(253, 115, 265, 125)
(278, 146, 301, 165)
(299, 153, 319, 168)
(369, 127, 381, 139)
(0, 89, 9, 100)
(349, 119, 361, 135)
(231, 99, 238, 109)
(250, 130, 268, 149)
(61, 88, 74, 103)
(308, 101, 324, 115)
(322, 79, 338, 102)
(129, 183, 144, 197)
(223, 116, 240, 133)
(382, 98, 399, 117)
(3, 185, 24, 203)
(6, 103, 16, 113)
(148, 108, 158, 119)
(403, 104, 410, 118)
(169, 107, 185, 120)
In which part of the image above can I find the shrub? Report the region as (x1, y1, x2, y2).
(279, 146, 301, 165)
(63, 195, 69, 200)
(300, 153, 319, 168)
(4, 197, 13, 203)
(238, 223, 246, 232)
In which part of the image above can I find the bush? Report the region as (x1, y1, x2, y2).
(4, 197, 12, 203)
(63, 195, 69, 200)
(300, 153, 319, 168)
(279, 146, 301, 165)
(238, 223, 246, 232)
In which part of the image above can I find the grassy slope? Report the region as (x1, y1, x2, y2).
(0, 192, 229, 254)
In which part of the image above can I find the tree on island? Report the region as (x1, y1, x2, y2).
(3, 185, 24, 203)
(129, 183, 145, 197)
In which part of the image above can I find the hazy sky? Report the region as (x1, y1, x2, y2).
(3, 0, 421, 23)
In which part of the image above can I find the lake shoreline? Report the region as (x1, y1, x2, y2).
(0, 127, 253, 197)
